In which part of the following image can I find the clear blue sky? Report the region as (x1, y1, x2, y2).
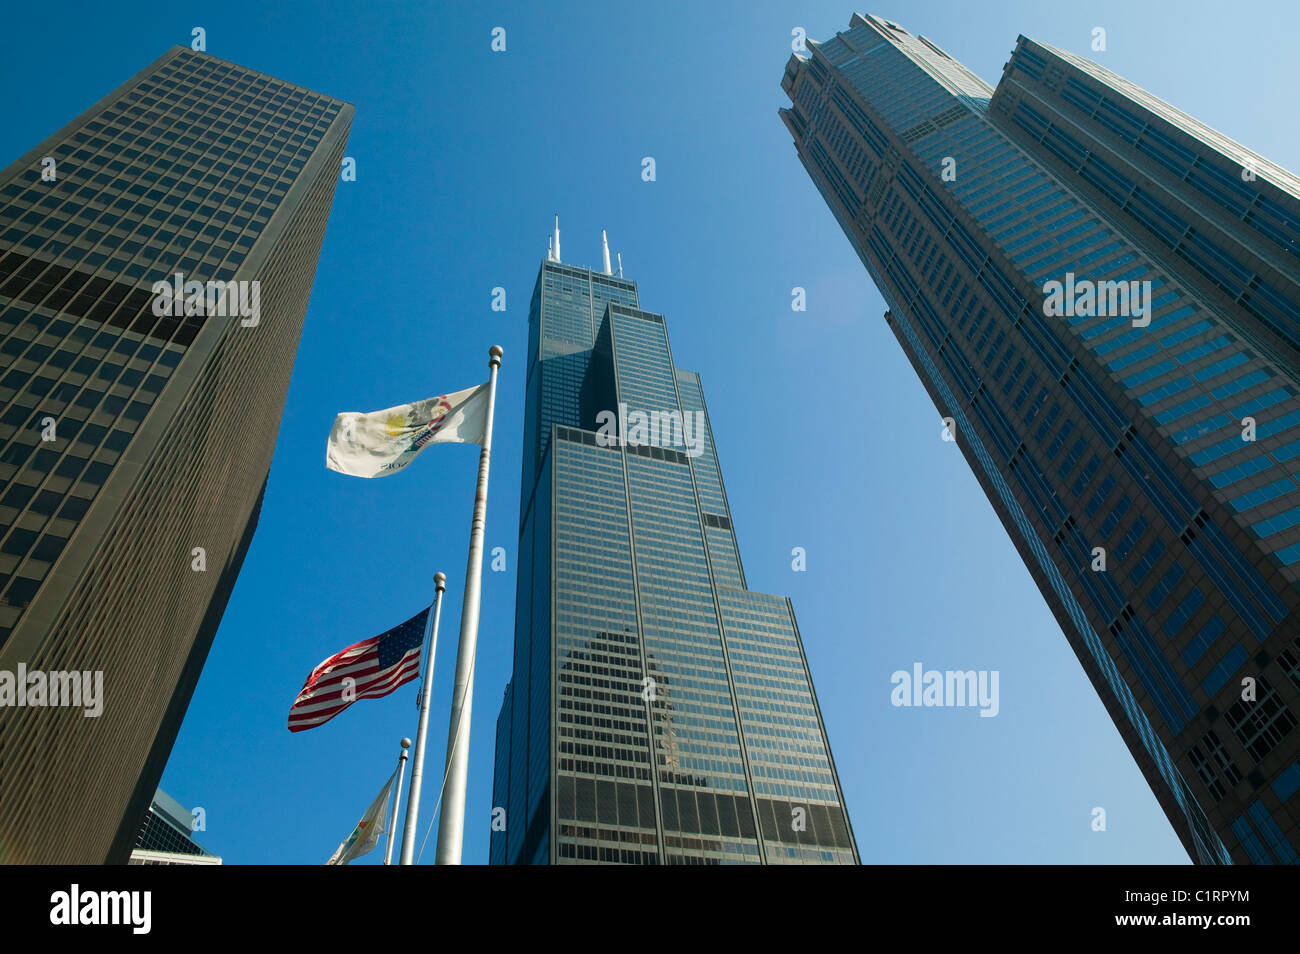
(6, 0, 1298, 864)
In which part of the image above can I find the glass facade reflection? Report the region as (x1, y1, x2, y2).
(781, 14, 1300, 864)
(490, 257, 857, 864)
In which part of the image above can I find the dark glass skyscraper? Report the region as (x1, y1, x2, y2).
(489, 227, 857, 864)
(781, 14, 1300, 864)
(0, 47, 351, 863)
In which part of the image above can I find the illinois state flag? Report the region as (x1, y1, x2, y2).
(288, 609, 429, 732)
(326, 772, 394, 865)
(326, 382, 489, 478)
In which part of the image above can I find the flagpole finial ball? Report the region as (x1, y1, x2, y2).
(489, 344, 504, 367)
(401, 738, 411, 749)
(434, 571, 447, 590)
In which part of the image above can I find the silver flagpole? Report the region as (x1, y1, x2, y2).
(435, 344, 503, 864)
(399, 572, 446, 865)
(383, 737, 410, 865)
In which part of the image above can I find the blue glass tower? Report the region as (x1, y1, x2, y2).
(489, 225, 858, 864)
(781, 14, 1300, 863)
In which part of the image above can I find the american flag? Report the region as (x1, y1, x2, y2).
(288, 608, 430, 732)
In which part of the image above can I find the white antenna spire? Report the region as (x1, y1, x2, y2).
(617, 252, 623, 277)
(547, 235, 554, 262)
(601, 229, 612, 275)
(552, 214, 561, 264)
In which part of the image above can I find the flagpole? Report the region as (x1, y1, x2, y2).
(399, 571, 446, 865)
(435, 344, 502, 865)
(383, 738, 410, 865)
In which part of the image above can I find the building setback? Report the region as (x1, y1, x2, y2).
(781, 14, 1300, 863)
(489, 224, 858, 864)
(0, 47, 351, 863)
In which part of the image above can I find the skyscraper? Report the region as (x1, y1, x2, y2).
(781, 14, 1300, 864)
(0, 47, 351, 863)
(489, 223, 858, 864)
(128, 788, 222, 865)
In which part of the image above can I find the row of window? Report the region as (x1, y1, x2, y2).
(1011, 98, 1300, 357)
(1053, 73, 1298, 257)
(883, 114, 1292, 740)
(934, 109, 1300, 561)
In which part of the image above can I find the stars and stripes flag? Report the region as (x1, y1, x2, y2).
(288, 608, 430, 732)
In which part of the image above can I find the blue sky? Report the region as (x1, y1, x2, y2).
(5, 0, 1298, 864)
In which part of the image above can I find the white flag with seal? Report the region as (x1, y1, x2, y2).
(326, 772, 393, 866)
(326, 382, 489, 478)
